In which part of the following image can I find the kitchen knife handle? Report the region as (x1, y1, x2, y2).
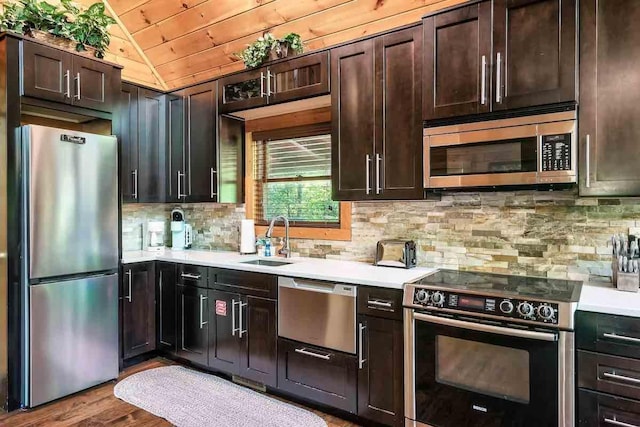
(125, 270, 132, 303)
(480, 55, 487, 105)
(585, 134, 591, 188)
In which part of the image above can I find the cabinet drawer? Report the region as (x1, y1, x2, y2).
(579, 389, 640, 426)
(577, 311, 640, 359)
(214, 269, 276, 299)
(357, 286, 403, 321)
(177, 264, 209, 288)
(277, 338, 357, 413)
(579, 350, 640, 401)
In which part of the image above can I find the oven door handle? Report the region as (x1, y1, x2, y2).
(413, 312, 558, 342)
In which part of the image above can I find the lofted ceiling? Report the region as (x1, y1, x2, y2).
(2, 0, 467, 90)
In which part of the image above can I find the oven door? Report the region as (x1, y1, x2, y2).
(407, 311, 560, 427)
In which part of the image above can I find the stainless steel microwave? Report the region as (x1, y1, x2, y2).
(423, 111, 577, 189)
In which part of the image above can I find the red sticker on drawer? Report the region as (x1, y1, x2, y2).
(215, 300, 227, 316)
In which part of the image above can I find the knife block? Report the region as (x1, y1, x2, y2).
(612, 258, 640, 292)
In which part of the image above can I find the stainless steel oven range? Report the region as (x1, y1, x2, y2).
(403, 270, 582, 427)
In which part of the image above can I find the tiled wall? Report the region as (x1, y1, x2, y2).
(122, 189, 640, 282)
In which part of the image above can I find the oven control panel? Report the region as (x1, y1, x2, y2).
(412, 288, 559, 325)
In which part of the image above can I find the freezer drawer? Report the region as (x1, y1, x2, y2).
(29, 274, 119, 407)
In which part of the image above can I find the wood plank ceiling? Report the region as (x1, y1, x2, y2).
(2, 0, 467, 90)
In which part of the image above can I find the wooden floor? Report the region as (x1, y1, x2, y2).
(0, 358, 360, 427)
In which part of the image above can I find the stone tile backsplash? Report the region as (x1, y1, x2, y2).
(122, 189, 640, 282)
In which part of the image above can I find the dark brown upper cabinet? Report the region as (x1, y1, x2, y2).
(579, 0, 640, 196)
(117, 83, 166, 203)
(423, 0, 577, 121)
(121, 263, 156, 360)
(22, 39, 119, 113)
(168, 82, 245, 204)
(423, 2, 492, 119)
(332, 26, 422, 201)
(218, 51, 330, 114)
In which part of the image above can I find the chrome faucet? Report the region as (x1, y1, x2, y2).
(265, 215, 290, 258)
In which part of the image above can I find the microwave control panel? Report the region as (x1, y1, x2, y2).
(541, 133, 572, 171)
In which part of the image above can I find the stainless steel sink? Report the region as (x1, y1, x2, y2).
(240, 259, 292, 267)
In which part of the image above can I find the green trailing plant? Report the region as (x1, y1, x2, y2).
(237, 32, 304, 68)
(0, 0, 115, 58)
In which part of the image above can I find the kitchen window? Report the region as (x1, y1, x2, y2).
(247, 121, 351, 241)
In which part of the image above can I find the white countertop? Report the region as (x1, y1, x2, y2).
(122, 250, 435, 289)
(578, 281, 640, 317)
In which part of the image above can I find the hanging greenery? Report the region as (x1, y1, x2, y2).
(0, 0, 116, 59)
(237, 32, 304, 68)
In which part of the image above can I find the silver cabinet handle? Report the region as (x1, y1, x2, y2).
(603, 371, 640, 385)
(480, 55, 487, 105)
(199, 294, 208, 329)
(267, 70, 275, 96)
(125, 270, 132, 303)
(358, 322, 367, 369)
(74, 72, 81, 100)
(132, 170, 138, 199)
(260, 71, 266, 98)
(181, 294, 187, 350)
(270, 69, 276, 94)
(295, 347, 331, 361)
(159, 271, 167, 345)
(604, 332, 640, 344)
(177, 171, 186, 199)
(585, 134, 591, 188)
(604, 416, 640, 427)
(365, 154, 372, 195)
(180, 273, 202, 280)
(368, 299, 393, 309)
(64, 70, 70, 98)
(239, 301, 247, 338)
(375, 154, 382, 195)
(231, 299, 238, 336)
(210, 168, 217, 199)
(496, 52, 502, 103)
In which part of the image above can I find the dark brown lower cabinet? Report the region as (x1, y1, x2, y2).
(208, 289, 242, 373)
(357, 315, 404, 427)
(277, 338, 357, 413)
(579, 389, 640, 426)
(156, 262, 177, 354)
(121, 263, 156, 359)
(176, 284, 209, 366)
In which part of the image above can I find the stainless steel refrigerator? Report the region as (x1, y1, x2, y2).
(21, 125, 119, 407)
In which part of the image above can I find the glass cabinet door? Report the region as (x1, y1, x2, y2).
(267, 51, 329, 104)
(218, 68, 268, 113)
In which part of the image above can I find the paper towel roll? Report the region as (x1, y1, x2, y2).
(240, 219, 257, 254)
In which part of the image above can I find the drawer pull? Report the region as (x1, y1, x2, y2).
(181, 273, 202, 280)
(603, 371, 640, 385)
(294, 348, 331, 361)
(604, 332, 640, 344)
(367, 299, 393, 309)
(604, 416, 640, 427)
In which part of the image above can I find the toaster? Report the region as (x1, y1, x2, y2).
(374, 240, 417, 269)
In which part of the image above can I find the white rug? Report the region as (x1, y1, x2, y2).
(114, 366, 327, 427)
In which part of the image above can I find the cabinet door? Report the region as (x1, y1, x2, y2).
(157, 262, 177, 354)
(357, 316, 404, 427)
(122, 263, 156, 359)
(579, 389, 640, 427)
(218, 68, 268, 113)
(374, 26, 423, 199)
(137, 88, 166, 203)
(579, 0, 640, 196)
(331, 39, 376, 201)
(117, 83, 138, 203)
(218, 115, 245, 203)
(184, 82, 217, 202)
(22, 41, 72, 103)
(208, 289, 241, 374)
(166, 93, 186, 202)
(71, 56, 116, 112)
(492, 0, 577, 111)
(177, 284, 209, 366)
(268, 52, 330, 104)
(240, 296, 277, 387)
(423, 2, 492, 120)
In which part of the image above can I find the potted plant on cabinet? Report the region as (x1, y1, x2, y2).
(237, 32, 304, 68)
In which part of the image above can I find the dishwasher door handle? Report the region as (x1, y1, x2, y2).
(278, 277, 356, 297)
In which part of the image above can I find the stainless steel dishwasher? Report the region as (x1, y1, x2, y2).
(278, 276, 357, 354)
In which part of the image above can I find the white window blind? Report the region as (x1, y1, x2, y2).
(254, 132, 339, 226)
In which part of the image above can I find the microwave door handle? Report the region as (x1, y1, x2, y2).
(413, 312, 558, 342)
